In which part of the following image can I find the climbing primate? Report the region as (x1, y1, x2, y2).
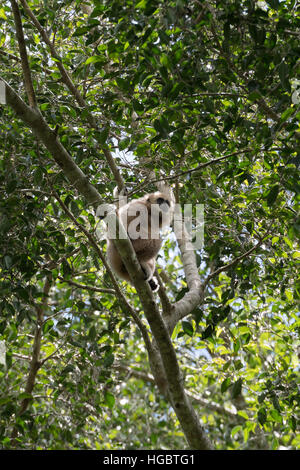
(106, 188, 174, 291)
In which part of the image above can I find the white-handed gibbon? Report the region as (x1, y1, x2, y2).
(105, 187, 174, 291)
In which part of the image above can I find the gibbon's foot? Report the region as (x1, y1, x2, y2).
(141, 266, 158, 291)
(148, 277, 159, 292)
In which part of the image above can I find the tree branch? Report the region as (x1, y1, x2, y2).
(0, 74, 213, 451)
(108, 210, 213, 449)
(53, 194, 132, 305)
(172, 230, 272, 328)
(54, 193, 171, 398)
(11, 275, 52, 445)
(57, 276, 115, 295)
(116, 364, 238, 419)
(202, 235, 268, 289)
(10, 0, 37, 108)
(155, 269, 172, 317)
(132, 149, 253, 193)
(1, 78, 101, 207)
(168, 183, 204, 332)
(0, 49, 19, 62)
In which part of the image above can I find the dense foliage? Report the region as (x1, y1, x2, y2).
(0, 0, 299, 450)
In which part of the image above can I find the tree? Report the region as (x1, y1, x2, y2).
(0, 0, 299, 450)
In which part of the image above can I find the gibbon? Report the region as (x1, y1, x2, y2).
(106, 188, 174, 291)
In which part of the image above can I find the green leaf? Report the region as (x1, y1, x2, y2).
(85, 56, 103, 65)
(34, 167, 44, 186)
(153, 118, 168, 136)
(73, 26, 89, 37)
(288, 415, 297, 432)
(270, 408, 282, 423)
(237, 410, 249, 420)
(4, 255, 12, 269)
(175, 287, 188, 301)
(281, 107, 294, 121)
(221, 377, 231, 394)
(182, 321, 194, 337)
(6, 179, 18, 194)
(233, 339, 241, 354)
(271, 394, 281, 413)
(103, 353, 114, 368)
(62, 259, 72, 276)
(231, 378, 243, 399)
(248, 90, 261, 101)
(15, 286, 30, 302)
(116, 78, 131, 92)
(104, 391, 115, 409)
(231, 425, 242, 437)
(202, 324, 214, 339)
(43, 319, 54, 334)
(160, 53, 172, 69)
(266, 0, 280, 9)
(80, 243, 88, 257)
(0, 8, 7, 19)
(278, 62, 290, 91)
(257, 407, 267, 425)
(135, 0, 147, 9)
(94, 127, 109, 145)
(18, 392, 33, 400)
(119, 137, 130, 151)
(70, 200, 80, 217)
(88, 325, 97, 341)
(266, 185, 280, 206)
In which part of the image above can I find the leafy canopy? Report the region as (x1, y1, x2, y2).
(0, 0, 299, 450)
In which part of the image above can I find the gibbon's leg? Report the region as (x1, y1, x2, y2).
(140, 259, 159, 292)
(133, 239, 163, 262)
(106, 241, 131, 282)
(107, 240, 158, 290)
(140, 258, 155, 281)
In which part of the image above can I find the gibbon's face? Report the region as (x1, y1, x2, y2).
(146, 192, 174, 230)
(156, 197, 170, 212)
(147, 193, 171, 212)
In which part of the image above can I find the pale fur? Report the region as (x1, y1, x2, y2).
(106, 190, 174, 291)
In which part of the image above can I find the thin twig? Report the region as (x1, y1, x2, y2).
(155, 270, 172, 317)
(57, 276, 115, 295)
(130, 148, 253, 195)
(203, 224, 273, 289)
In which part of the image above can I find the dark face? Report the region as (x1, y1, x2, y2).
(156, 197, 170, 211)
